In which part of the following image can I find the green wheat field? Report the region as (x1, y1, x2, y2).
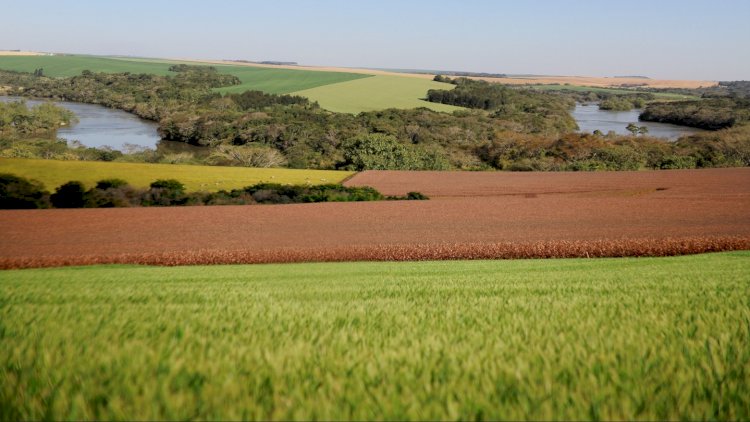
(1, 252, 749, 420)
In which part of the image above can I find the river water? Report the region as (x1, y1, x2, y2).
(572, 103, 704, 140)
(1, 96, 160, 149)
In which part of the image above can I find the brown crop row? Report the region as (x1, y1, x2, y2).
(1, 236, 748, 270)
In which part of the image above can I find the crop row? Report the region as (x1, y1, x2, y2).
(2, 236, 747, 270)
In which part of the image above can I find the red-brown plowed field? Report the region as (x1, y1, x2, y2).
(1, 168, 749, 268)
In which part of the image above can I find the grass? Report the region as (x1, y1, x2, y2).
(528, 84, 700, 100)
(1, 252, 748, 420)
(0, 158, 353, 192)
(211, 66, 369, 95)
(292, 75, 463, 113)
(0, 55, 368, 95)
(0, 55, 176, 77)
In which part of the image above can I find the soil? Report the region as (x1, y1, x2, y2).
(1, 168, 748, 268)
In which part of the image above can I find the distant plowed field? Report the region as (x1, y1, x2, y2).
(1, 168, 748, 268)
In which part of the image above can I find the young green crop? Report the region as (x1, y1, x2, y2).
(1, 252, 748, 420)
(292, 75, 462, 113)
(0, 158, 353, 192)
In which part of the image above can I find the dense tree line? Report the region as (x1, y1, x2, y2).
(0, 100, 75, 138)
(0, 173, 426, 209)
(640, 98, 750, 130)
(426, 77, 577, 134)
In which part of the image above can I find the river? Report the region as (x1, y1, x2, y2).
(572, 103, 704, 140)
(1, 96, 165, 150)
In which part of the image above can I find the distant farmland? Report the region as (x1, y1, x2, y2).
(0, 55, 457, 112)
(0, 55, 368, 95)
(292, 75, 461, 113)
(0, 158, 353, 192)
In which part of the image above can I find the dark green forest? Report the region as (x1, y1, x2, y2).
(1, 67, 748, 171)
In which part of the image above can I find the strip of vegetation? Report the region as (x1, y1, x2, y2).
(0, 100, 75, 138)
(0, 173, 426, 209)
(426, 77, 577, 133)
(640, 97, 750, 130)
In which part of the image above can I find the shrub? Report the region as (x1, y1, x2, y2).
(50, 181, 87, 208)
(95, 178, 128, 190)
(406, 191, 429, 200)
(0, 173, 49, 209)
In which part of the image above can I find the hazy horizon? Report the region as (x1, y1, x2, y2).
(2, 0, 749, 81)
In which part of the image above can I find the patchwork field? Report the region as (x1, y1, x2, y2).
(292, 75, 461, 113)
(1, 252, 748, 420)
(476, 75, 717, 89)
(0, 158, 352, 192)
(527, 84, 700, 100)
(0, 55, 457, 112)
(1, 168, 748, 268)
(0, 55, 368, 95)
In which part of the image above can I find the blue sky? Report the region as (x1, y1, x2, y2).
(2, 0, 749, 80)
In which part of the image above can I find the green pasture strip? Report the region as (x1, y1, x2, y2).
(0, 55, 369, 95)
(0, 55, 175, 77)
(292, 75, 463, 113)
(526, 84, 700, 100)
(1, 252, 748, 420)
(0, 158, 352, 192)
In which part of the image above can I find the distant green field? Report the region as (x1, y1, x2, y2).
(0, 55, 369, 95)
(0, 55, 461, 112)
(293, 75, 462, 113)
(528, 84, 699, 100)
(0, 158, 352, 192)
(1, 252, 748, 420)
(212, 66, 369, 95)
(0, 55, 175, 77)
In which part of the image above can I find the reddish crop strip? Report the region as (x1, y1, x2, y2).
(1, 237, 748, 269)
(1, 168, 748, 269)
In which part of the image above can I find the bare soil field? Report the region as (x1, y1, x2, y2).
(1, 168, 748, 268)
(183, 59, 713, 88)
(0, 50, 44, 56)
(472, 75, 717, 89)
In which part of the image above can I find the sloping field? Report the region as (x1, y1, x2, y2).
(212, 65, 369, 94)
(292, 75, 462, 113)
(0, 55, 368, 95)
(478, 75, 716, 89)
(0, 55, 461, 112)
(0, 55, 175, 77)
(0, 158, 352, 192)
(2, 252, 748, 420)
(1, 168, 748, 268)
(0, 50, 43, 56)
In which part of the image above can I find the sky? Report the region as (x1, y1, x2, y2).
(2, 0, 749, 80)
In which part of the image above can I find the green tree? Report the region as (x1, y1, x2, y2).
(340, 134, 420, 170)
(626, 123, 640, 136)
(50, 181, 87, 208)
(0, 173, 49, 209)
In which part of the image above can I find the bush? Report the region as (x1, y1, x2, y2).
(0, 173, 49, 208)
(145, 179, 187, 206)
(50, 181, 87, 208)
(150, 179, 185, 193)
(406, 191, 429, 200)
(95, 178, 128, 190)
